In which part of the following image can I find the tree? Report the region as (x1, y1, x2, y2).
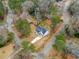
(32, 0, 38, 6)
(66, 0, 79, 37)
(7, 32, 14, 42)
(22, 40, 35, 53)
(0, 1, 4, 17)
(28, 0, 39, 17)
(0, 32, 14, 48)
(51, 15, 61, 28)
(28, 6, 36, 17)
(48, 4, 61, 28)
(12, 40, 34, 59)
(0, 35, 5, 47)
(53, 34, 65, 52)
(53, 34, 66, 59)
(49, 4, 58, 15)
(68, 0, 79, 16)
(15, 19, 31, 37)
(8, 0, 26, 14)
(0, 1, 4, 24)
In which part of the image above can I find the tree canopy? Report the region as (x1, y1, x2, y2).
(22, 40, 35, 52)
(0, 1, 4, 24)
(8, 0, 26, 14)
(0, 35, 5, 47)
(68, 0, 79, 16)
(0, 1, 4, 16)
(51, 15, 61, 28)
(48, 4, 61, 28)
(49, 4, 58, 15)
(0, 32, 14, 48)
(7, 32, 14, 42)
(15, 19, 31, 37)
(66, 0, 79, 37)
(53, 34, 66, 52)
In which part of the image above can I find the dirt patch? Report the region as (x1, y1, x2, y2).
(0, 43, 14, 59)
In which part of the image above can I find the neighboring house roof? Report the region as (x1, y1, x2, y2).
(36, 26, 47, 36)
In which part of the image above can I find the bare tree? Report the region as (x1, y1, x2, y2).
(65, 0, 79, 37)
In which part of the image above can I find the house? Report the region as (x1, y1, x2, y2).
(36, 26, 49, 36)
(31, 26, 49, 44)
